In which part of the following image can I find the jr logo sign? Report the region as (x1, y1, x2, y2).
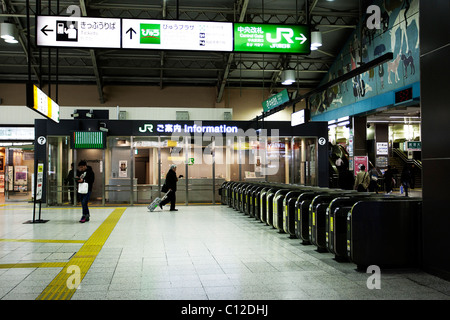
(140, 24, 161, 44)
(266, 28, 307, 44)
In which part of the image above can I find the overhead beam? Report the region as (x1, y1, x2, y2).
(216, 0, 248, 104)
(80, 0, 105, 104)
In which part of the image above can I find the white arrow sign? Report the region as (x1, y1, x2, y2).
(36, 16, 121, 48)
(295, 33, 307, 44)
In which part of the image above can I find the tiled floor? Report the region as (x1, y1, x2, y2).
(0, 201, 449, 301)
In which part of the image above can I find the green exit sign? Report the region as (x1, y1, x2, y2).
(71, 131, 106, 149)
(262, 89, 290, 112)
(234, 23, 310, 54)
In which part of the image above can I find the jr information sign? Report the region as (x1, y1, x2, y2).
(234, 23, 310, 54)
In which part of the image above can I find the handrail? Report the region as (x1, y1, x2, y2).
(392, 148, 422, 169)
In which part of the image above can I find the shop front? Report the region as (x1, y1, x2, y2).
(34, 119, 328, 206)
(0, 126, 35, 202)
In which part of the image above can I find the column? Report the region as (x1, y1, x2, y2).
(420, 0, 450, 280)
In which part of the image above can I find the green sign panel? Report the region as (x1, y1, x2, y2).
(234, 23, 310, 54)
(71, 131, 106, 149)
(262, 89, 290, 112)
(140, 24, 161, 44)
(406, 141, 421, 151)
(188, 158, 195, 165)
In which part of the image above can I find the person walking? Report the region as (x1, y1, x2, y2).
(160, 164, 181, 211)
(383, 165, 394, 194)
(368, 165, 380, 193)
(77, 160, 95, 223)
(401, 165, 412, 197)
(354, 164, 370, 192)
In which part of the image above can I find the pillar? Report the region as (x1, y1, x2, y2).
(420, 0, 450, 280)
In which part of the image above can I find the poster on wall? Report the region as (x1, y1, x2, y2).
(119, 160, 128, 178)
(14, 166, 28, 191)
(353, 156, 368, 176)
(0, 174, 4, 193)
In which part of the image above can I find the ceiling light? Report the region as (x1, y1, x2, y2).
(1, 22, 17, 40)
(310, 31, 322, 49)
(281, 69, 295, 85)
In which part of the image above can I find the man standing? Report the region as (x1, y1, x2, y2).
(77, 160, 95, 223)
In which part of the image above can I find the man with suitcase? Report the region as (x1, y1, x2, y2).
(160, 164, 182, 211)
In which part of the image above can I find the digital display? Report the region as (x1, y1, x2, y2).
(122, 19, 233, 51)
(71, 131, 106, 149)
(395, 87, 413, 104)
(234, 23, 310, 54)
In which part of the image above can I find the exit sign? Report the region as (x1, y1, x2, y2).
(71, 131, 106, 149)
(234, 23, 310, 54)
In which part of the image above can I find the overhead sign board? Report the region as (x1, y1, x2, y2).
(406, 141, 421, 151)
(122, 19, 233, 51)
(36, 16, 121, 48)
(31, 85, 60, 123)
(262, 89, 290, 113)
(234, 23, 310, 54)
(291, 109, 310, 127)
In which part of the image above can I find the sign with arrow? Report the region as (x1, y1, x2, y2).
(234, 23, 310, 54)
(36, 16, 121, 48)
(122, 19, 233, 51)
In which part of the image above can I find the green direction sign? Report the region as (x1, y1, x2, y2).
(406, 141, 421, 151)
(234, 23, 310, 54)
(188, 158, 195, 165)
(262, 89, 290, 112)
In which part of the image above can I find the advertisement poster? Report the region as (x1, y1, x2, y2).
(119, 160, 128, 178)
(14, 166, 28, 191)
(353, 156, 368, 176)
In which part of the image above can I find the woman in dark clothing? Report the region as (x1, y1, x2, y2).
(160, 164, 181, 211)
(77, 160, 95, 223)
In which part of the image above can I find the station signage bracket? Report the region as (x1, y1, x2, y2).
(36, 15, 310, 55)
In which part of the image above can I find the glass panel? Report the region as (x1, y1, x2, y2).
(106, 136, 133, 204)
(160, 136, 186, 204)
(266, 136, 288, 183)
(186, 135, 215, 204)
(47, 136, 71, 205)
(75, 149, 104, 204)
(132, 136, 160, 204)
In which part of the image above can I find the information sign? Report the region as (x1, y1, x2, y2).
(234, 23, 310, 54)
(32, 85, 60, 123)
(262, 89, 289, 113)
(36, 16, 121, 48)
(122, 19, 233, 51)
(71, 131, 106, 149)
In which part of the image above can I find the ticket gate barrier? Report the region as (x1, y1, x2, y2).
(283, 191, 303, 237)
(346, 198, 422, 269)
(272, 189, 290, 231)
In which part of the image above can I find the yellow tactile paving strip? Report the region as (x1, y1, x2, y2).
(35, 207, 126, 300)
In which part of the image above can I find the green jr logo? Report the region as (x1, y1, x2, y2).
(140, 24, 161, 44)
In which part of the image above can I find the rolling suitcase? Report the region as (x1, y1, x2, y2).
(148, 190, 171, 212)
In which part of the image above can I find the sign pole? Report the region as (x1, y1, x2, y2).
(24, 161, 49, 224)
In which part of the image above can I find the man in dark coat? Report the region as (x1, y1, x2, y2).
(160, 164, 180, 211)
(77, 160, 95, 223)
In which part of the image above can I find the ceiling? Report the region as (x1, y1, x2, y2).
(0, 0, 364, 104)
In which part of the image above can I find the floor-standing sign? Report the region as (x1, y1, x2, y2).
(25, 162, 48, 224)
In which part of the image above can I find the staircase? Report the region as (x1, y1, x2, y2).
(389, 149, 422, 189)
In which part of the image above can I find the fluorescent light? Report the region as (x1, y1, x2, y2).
(311, 31, 322, 48)
(1, 22, 16, 40)
(281, 69, 295, 85)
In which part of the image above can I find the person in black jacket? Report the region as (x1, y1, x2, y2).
(160, 164, 181, 211)
(77, 160, 95, 223)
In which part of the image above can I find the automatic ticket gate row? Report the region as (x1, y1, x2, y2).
(219, 181, 422, 270)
